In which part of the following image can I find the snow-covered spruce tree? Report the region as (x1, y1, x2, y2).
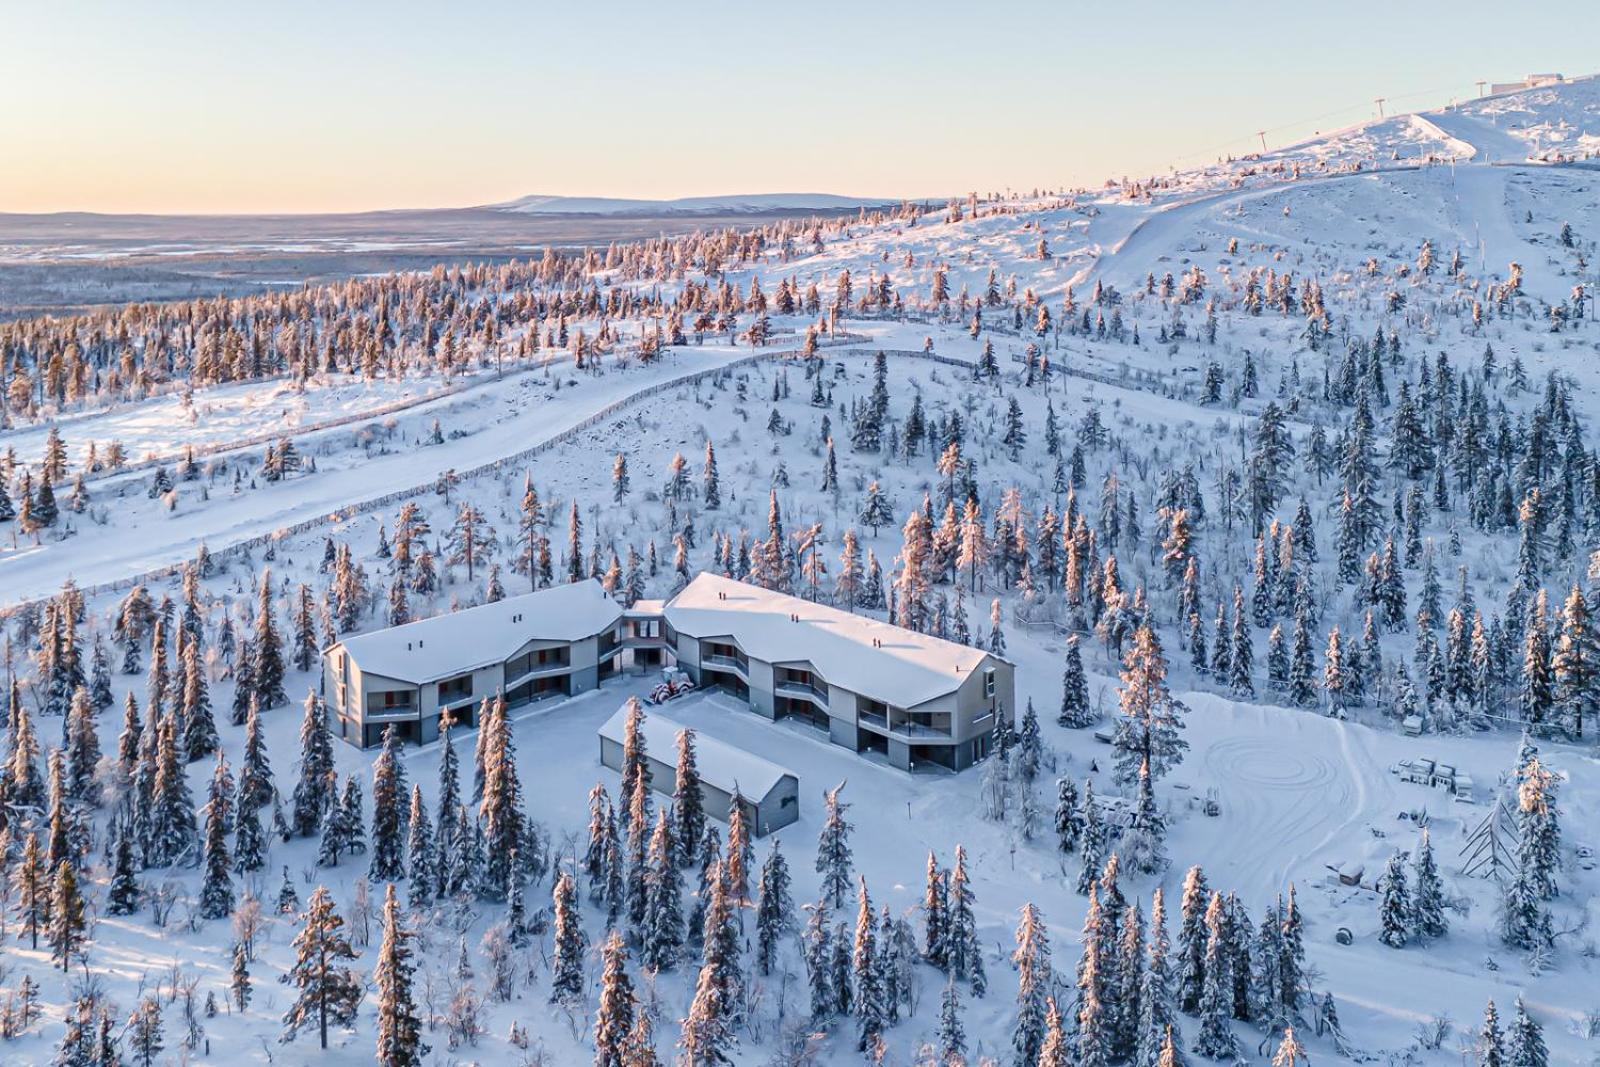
(804, 903, 835, 1019)
(1516, 758, 1560, 901)
(1077, 781, 1106, 895)
(1136, 887, 1184, 1067)
(233, 772, 268, 874)
(550, 869, 587, 1004)
(1376, 851, 1411, 948)
(239, 700, 273, 809)
(281, 886, 363, 1050)
(937, 978, 967, 1064)
(922, 851, 949, 967)
(1480, 1000, 1505, 1067)
(679, 956, 736, 1066)
(199, 755, 235, 920)
(1411, 828, 1448, 941)
(853, 879, 884, 1052)
(369, 726, 408, 881)
(642, 809, 683, 972)
(253, 571, 287, 709)
(1192, 893, 1238, 1060)
(292, 692, 335, 837)
(1113, 898, 1147, 1060)
(754, 840, 792, 977)
(1076, 887, 1110, 1067)
(373, 883, 428, 1067)
(815, 781, 853, 910)
(1176, 866, 1210, 1015)
(725, 789, 753, 907)
(107, 820, 141, 915)
(946, 844, 985, 995)
(477, 697, 528, 901)
(48, 859, 87, 971)
(594, 929, 637, 1067)
(1123, 758, 1168, 875)
(1506, 994, 1547, 1067)
(1059, 635, 1094, 727)
(149, 712, 198, 867)
(64, 686, 101, 808)
(1112, 625, 1188, 787)
(1054, 777, 1082, 854)
(231, 942, 252, 1011)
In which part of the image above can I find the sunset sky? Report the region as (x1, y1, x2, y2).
(4, 1, 1594, 215)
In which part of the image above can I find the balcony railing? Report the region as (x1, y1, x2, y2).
(504, 660, 573, 690)
(774, 680, 829, 706)
(701, 653, 749, 678)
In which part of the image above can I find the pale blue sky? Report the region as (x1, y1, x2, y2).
(3, 1, 1595, 213)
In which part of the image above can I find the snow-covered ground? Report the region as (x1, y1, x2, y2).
(2, 73, 1600, 1067)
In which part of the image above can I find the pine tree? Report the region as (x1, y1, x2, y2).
(1270, 1027, 1309, 1067)
(854, 879, 885, 1052)
(64, 686, 101, 808)
(551, 869, 587, 1003)
(642, 809, 683, 971)
(680, 957, 736, 1065)
(48, 860, 86, 970)
(1506, 995, 1547, 1067)
(1411, 828, 1448, 940)
(594, 929, 636, 1067)
(754, 841, 792, 976)
(1076, 888, 1110, 1067)
(107, 820, 141, 915)
(1112, 625, 1188, 786)
(937, 979, 968, 1064)
(815, 781, 853, 909)
(404, 785, 435, 911)
(231, 941, 252, 1011)
(127, 997, 163, 1067)
(946, 844, 985, 995)
(370, 726, 408, 880)
(253, 571, 287, 709)
(1124, 758, 1168, 874)
(373, 884, 428, 1067)
(1192, 894, 1238, 1059)
(150, 711, 197, 866)
(292, 691, 335, 836)
(1481, 1000, 1506, 1067)
(199, 755, 235, 919)
(1055, 777, 1082, 854)
(1077, 780, 1107, 895)
(282, 886, 363, 1049)
(1377, 851, 1410, 948)
(1059, 636, 1093, 727)
(1136, 888, 1184, 1067)
(1005, 902, 1051, 1066)
(1176, 866, 1209, 1013)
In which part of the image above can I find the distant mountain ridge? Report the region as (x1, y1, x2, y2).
(492, 192, 899, 216)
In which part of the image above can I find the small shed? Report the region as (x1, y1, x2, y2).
(598, 705, 800, 836)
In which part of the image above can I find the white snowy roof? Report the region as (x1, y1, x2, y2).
(598, 704, 796, 801)
(664, 573, 997, 708)
(333, 579, 622, 685)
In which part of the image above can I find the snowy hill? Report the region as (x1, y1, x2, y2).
(494, 192, 899, 216)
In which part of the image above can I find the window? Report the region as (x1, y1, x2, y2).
(983, 668, 996, 699)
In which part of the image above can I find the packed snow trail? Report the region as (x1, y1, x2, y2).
(1422, 107, 1533, 164)
(0, 346, 764, 608)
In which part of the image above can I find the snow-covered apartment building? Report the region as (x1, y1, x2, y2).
(323, 572, 1014, 771)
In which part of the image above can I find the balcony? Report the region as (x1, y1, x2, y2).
(701, 653, 749, 679)
(775, 680, 829, 707)
(503, 659, 573, 691)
